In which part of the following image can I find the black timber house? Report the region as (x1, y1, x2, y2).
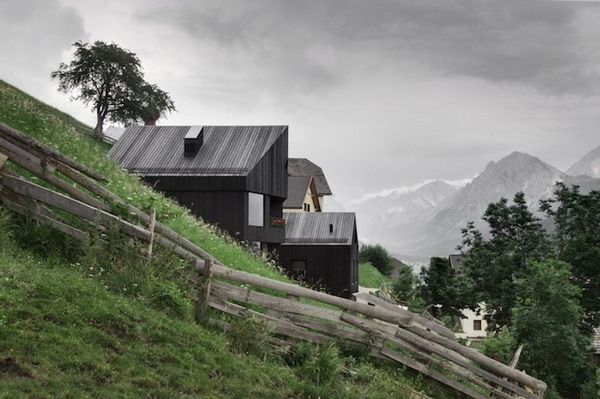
(277, 212, 359, 298)
(109, 125, 288, 249)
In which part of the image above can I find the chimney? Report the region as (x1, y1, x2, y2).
(144, 116, 158, 126)
(184, 126, 204, 157)
(329, 223, 334, 234)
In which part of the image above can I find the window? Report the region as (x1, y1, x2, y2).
(473, 320, 482, 331)
(292, 260, 306, 276)
(248, 192, 264, 227)
(303, 203, 311, 212)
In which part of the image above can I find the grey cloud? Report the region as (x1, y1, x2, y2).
(138, 0, 600, 95)
(0, 0, 86, 95)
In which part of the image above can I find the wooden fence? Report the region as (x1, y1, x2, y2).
(0, 122, 546, 399)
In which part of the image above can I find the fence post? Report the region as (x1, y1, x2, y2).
(195, 257, 213, 322)
(147, 209, 156, 262)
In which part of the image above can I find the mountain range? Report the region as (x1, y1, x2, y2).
(351, 146, 600, 262)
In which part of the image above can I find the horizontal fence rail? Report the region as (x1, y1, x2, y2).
(0, 122, 546, 399)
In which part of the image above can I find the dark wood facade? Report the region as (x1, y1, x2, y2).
(277, 220, 359, 298)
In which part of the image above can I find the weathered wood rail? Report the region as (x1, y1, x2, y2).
(0, 122, 546, 398)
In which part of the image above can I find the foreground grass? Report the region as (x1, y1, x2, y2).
(359, 262, 391, 289)
(0, 212, 455, 398)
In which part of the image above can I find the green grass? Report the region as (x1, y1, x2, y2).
(0, 80, 459, 398)
(0, 80, 285, 281)
(359, 262, 391, 289)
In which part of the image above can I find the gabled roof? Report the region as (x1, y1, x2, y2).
(288, 158, 332, 196)
(108, 125, 287, 176)
(282, 212, 356, 246)
(283, 176, 313, 209)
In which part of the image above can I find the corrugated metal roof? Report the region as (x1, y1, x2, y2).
(283, 176, 312, 208)
(593, 328, 600, 354)
(288, 158, 332, 195)
(282, 212, 356, 246)
(108, 125, 286, 176)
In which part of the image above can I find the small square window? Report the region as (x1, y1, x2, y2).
(473, 320, 482, 331)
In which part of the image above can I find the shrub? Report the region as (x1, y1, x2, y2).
(226, 317, 271, 356)
(359, 244, 393, 276)
(287, 342, 342, 386)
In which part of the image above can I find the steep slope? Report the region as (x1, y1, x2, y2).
(567, 145, 600, 178)
(0, 80, 456, 398)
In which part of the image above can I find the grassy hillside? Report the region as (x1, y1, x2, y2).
(359, 262, 391, 289)
(0, 80, 458, 398)
(0, 80, 284, 281)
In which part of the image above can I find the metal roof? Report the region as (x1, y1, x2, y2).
(283, 176, 312, 208)
(593, 328, 600, 355)
(282, 212, 356, 246)
(288, 158, 332, 195)
(108, 125, 287, 176)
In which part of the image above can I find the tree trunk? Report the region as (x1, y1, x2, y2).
(94, 116, 104, 138)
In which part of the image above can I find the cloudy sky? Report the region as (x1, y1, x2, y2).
(1, 0, 600, 205)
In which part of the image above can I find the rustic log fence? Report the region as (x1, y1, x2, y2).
(0, 122, 546, 398)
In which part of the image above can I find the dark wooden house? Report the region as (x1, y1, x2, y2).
(108, 125, 288, 249)
(277, 212, 359, 298)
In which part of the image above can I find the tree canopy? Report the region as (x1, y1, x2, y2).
(510, 259, 592, 398)
(457, 192, 551, 330)
(420, 257, 470, 318)
(51, 41, 175, 137)
(541, 184, 600, 329)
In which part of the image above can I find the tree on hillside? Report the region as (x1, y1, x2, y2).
(457, 192, 551, 330)
(420, 257, 470, 318)
(511, 259, 593, 398)
(126, 83, 175, 126)
(391, 264, 426, 312)
(359, 244, 393, 276)
(51, 41, 175, 138)
(541, 183, 600, 329)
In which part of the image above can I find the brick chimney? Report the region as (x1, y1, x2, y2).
(144, 116, 158, 126)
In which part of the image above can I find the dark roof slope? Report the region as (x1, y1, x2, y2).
(108, 125, 287, 176)
(282, 212, 356, 246)
(283, 176, 312, 208)
(288, 158, 332, 195)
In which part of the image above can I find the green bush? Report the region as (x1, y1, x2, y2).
(148, 281, 192, 319)
(359, 244, 393, 276)
(481, 327, 515, 364)
(226, 317, 271, 356)
(287, 342, 342, 386)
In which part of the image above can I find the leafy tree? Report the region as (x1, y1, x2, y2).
(391, 263, 415, 301)
(359, 244, 393, 276)
(391, 264, 426, 312)
(511, 259, 593, 398)
(420, 257, 470, 318)
(51, 41, 175, 138)
(541, 183, 600, 329)
(458, 192, 551, 330)
(126, 83, 176, 126)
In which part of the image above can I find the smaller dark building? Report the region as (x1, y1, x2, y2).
(277, 212, 359, 297)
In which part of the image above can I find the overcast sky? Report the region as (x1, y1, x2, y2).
(1, 0, 600, 205)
